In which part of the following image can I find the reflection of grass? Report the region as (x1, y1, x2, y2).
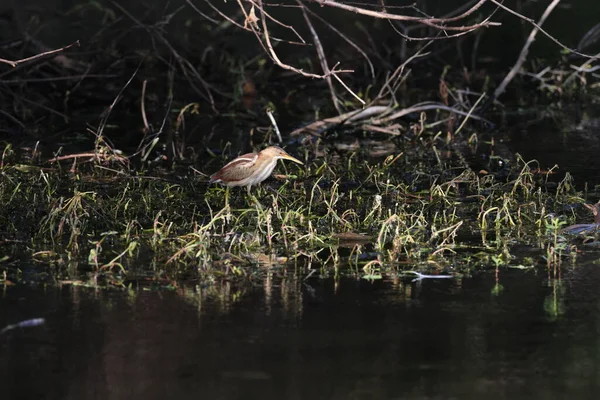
(0, 144, 595, 288)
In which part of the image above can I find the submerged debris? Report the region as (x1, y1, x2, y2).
(401, 271, 454, 283)
(0, 318, 46, 335)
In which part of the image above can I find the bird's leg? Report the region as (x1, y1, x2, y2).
(222, 186, 232, 222)
(264, 184, 294, 205)
(225, 186, 230, 208)
(264, 185, 281, 198)
(246, 185, 263, 210)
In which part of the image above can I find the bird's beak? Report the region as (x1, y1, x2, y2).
(280, 152, 304, 165)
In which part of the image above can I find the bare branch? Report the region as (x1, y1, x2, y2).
(184, 0, 219, 24)
(140, 80, 150, 133)
(489, 0, 600, 60)
(493, 0, 561, 100)
(299, 2, 343, 113)
(252, 0, 354, 80)
(332, 71, 365, 106)
(0, 41, 80, 68)
(307, 0, 499, 31)
(375, 42, 433, 101)
(266, 108, 283, 143)
(289, 102, 491, 137)
(249, 0, 306, 44)
(373, 102, 491, 126)
(303, 7, 375, 79)
(113, 2, 219, 112)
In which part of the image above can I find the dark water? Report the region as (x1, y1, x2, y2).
(510, 123, 600, 188)
(2, 257, 600, 400)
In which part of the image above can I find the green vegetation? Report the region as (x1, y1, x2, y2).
(2, 1, 600, 291)
(1, 135, 597, 289)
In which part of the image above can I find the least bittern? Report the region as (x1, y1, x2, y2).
(210, 146, 303, 199)
(562, 201, 600, 235)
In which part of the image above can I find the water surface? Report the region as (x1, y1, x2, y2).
(2, 257, 600, 400)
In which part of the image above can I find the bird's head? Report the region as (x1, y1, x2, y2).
(260, 146, 304, 165)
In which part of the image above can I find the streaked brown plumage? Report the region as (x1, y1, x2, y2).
(209, 146, 303, 190)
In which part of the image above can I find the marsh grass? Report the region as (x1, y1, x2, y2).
(1, 0, 599, 300)
(0, 140, 596, 288)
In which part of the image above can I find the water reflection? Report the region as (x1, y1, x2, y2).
(2, 260, 600, 400)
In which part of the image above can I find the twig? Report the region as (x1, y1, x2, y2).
(250, 0, 306, 44)
(389, 0, 503, 41)
(489, 0, 599, 60)
(291, 100, 491, 137)
(199, 0, 250, 31)
(0, 41, 80, 68)
(493, 0, 562, 100)
(96, 59, 143, 141)
(401, 271, 454, 282)
(360, 124, 402, 136)
(48, 152, 105, 163)
(564, 51, 600, 86)
(254, 0, 354, 79)
(303, 7, 375, 79)
(310, 0, 498, 31)
(0, 74, 118, 84)
(265, 108, 283, 143)
(113, 2, 219, 113)
(141, 96, 172, 162)
(290, 105, 391, 136)
(332, 72, 365, 106)
(19, 96, 70, 122)
(570, 64, 600, 73)
(195, 0, 305, 45)
(0, 110, 25, 129)
(455, 91, 486, 135)
(140, 79, 149, 133)
(373, 102, 491, 125)
(375, 41, 433, 101)
(299, 2, 342, 113)
(304, 269, 318, 280)
(184, 0, 219, 24)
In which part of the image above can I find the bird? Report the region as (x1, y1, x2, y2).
(584, 201, 600, 224)
(561, 201, 600, 235)
(209, 146, 304, 194)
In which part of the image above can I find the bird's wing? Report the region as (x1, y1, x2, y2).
(210, 153, 258, 183)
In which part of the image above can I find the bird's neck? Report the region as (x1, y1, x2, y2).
(254, 158, 278, 184)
